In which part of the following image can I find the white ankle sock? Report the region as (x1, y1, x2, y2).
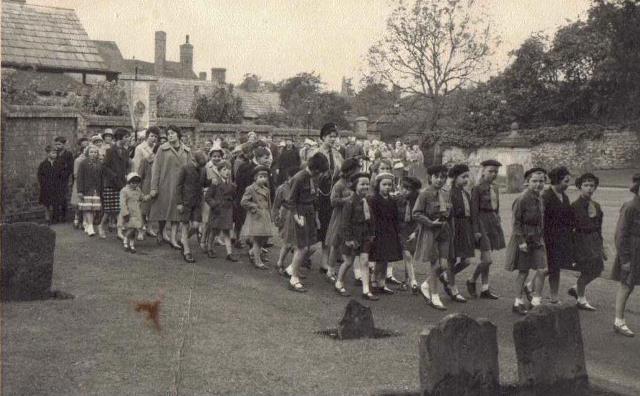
(431, 294, 443, 306)
(285, 265, 293, 276)
(514, 298, 524, 306)
(577, 296, 587, 304)
(420, 281, 430, 296)
(531, 296, 541, 306)
(481, 283, 490, 292)
(615, 318, 626, 326)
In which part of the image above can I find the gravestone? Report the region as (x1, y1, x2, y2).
(513, 304, 588, 393)
(419, 313, 499, 396)
(337, 299, 375, 340)
(1, 222, 56, 301)
(506, 164, 525, 193)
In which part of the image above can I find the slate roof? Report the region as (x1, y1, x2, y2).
(235, 89, 285, 119)
(4, 68, 87, 94)
(1, 2, 113, 73)
(93, 40, 198, 79)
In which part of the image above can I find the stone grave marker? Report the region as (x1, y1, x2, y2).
(1, 222, 56, 301)
(506, 164, 525, 193)
(337, 299, 375, 340)
(513, 304, 588, 393)
(419, 313, 499, 396)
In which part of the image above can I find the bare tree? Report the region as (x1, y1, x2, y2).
(367, 0, 497, 129)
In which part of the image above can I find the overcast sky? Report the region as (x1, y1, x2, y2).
(32, 0, 592, 90)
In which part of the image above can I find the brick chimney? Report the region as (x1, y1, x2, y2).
(180, 35, 194, 79)
(211, 68, 226, 85)
(199, 72, 207, 81)
(154, 31, 166, 77)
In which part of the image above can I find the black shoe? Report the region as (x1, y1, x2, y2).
(362, 292, 379, 301)
(512, 304, 528, 316)
(386, 276, 402, 286)
(226, 254, 238, 262)
(451, 294, 467, 303)
(411, 284, 419, 295)
(207, 250, 217, 259)
(568, 287, 578, 300)
(183, 253, 195, 263)
(129, 246, 137, 254)
(480, 289, 499, 300)
(466, 280, 477, 298)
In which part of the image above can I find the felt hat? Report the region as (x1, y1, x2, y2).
(102, 128, 114, 139)
(126, 172, 141, 183)
(524, 167, 547, 180)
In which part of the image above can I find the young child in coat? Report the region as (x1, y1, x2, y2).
(368, 172, 403, 296)
(336, 172, 375, 299)
(504, 167, 547, 315)
(272, 167, 296, 274)
(396, 176, 422, 294)
(412, 165, 453, 310)
(176, 151, 208, 263)
(120, 172, 148, 253)
(204, 160, 238, 262)
(240, 166, 273, 269)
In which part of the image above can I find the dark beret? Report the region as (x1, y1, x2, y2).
(524, 167, 547, 180)
(427, 165, 449, 176)
(575, 172, 599, 189)
(253, 165, 270, 177)
(480, 159, 502, 167)
(401, 176, 422, 191)
(320, 122, 338, 139)
(54, 136, 67, 144)
(448, 164, 470, 180)
(340, 158, 360, 174)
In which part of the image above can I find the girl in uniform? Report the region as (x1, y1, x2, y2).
(612, 174, 640, 337)
(336, 173, 375, 299)
(396, 176, 422, 293)
(569, 173, 606, 311)
(505, 167, 547, 315)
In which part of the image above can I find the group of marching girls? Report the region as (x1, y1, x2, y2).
(45, 120, 640, 337)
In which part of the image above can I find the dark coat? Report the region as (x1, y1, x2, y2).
(102, 145, 129, 190)
(449, 185, 475, 259)
(368, 193, 403, 262)
(236, 161, 274, 202)
(542, 188, 575, 272)
(55, 148, 74, 183)
(38, 159, 65, 206)
(76, 158, 103, 196)
(571, 196, 604, 275)
(176, 162, 205, 209)
(275, 147, 301, 181)
(341, 194, 373, 246)
(205, 179, 236, 230)
(612, 195, 640, 285)
(504, 189, 545, 271)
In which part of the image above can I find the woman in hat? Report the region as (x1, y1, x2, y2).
(505, 167, 547, 315)
(568, 173, 606, 311)
(284, 153, 329, 293)
(612, 174, 640, 337)
(99, 129, 114, 161)
(201, 142, 226, 250)
(467, 159, 505, 300)
(240, 166, 274, 269)
(323, 158, 360, 283)
(76, 144, 103, 236)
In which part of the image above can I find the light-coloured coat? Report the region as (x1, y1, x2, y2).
(148, 142, 192, 222)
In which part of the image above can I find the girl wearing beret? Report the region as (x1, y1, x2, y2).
(447, 164, 475, 301)
(612, 174, 640, 337)
(467, 160, 505, 300)
(568, 173, 606, 311)
(240, 166, 274, 270)
(412, 165, 455, 310)
(368, 172, 404, 296)
(505, 168, 547, 315)
(336, 173, 376, 299)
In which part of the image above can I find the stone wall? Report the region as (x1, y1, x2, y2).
(442, 128, 640, 174)
(1, 105, 321, 222)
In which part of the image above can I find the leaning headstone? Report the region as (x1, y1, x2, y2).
(506, 164, 525, 193)
(419, 313, 499, 396)
(1, 222, 56, 301)
(513, 304, 588, 393)
(337, 299, 375, 340)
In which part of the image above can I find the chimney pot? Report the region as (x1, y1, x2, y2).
(186, 35, 190, 44)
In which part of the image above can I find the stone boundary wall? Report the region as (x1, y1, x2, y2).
(442, 128, 640, 174)
(1, 104, 321, 222)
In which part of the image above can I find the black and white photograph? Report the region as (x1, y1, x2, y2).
(1, 0, 640, 394)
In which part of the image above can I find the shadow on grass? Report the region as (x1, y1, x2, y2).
(315, 328, 401, 340)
